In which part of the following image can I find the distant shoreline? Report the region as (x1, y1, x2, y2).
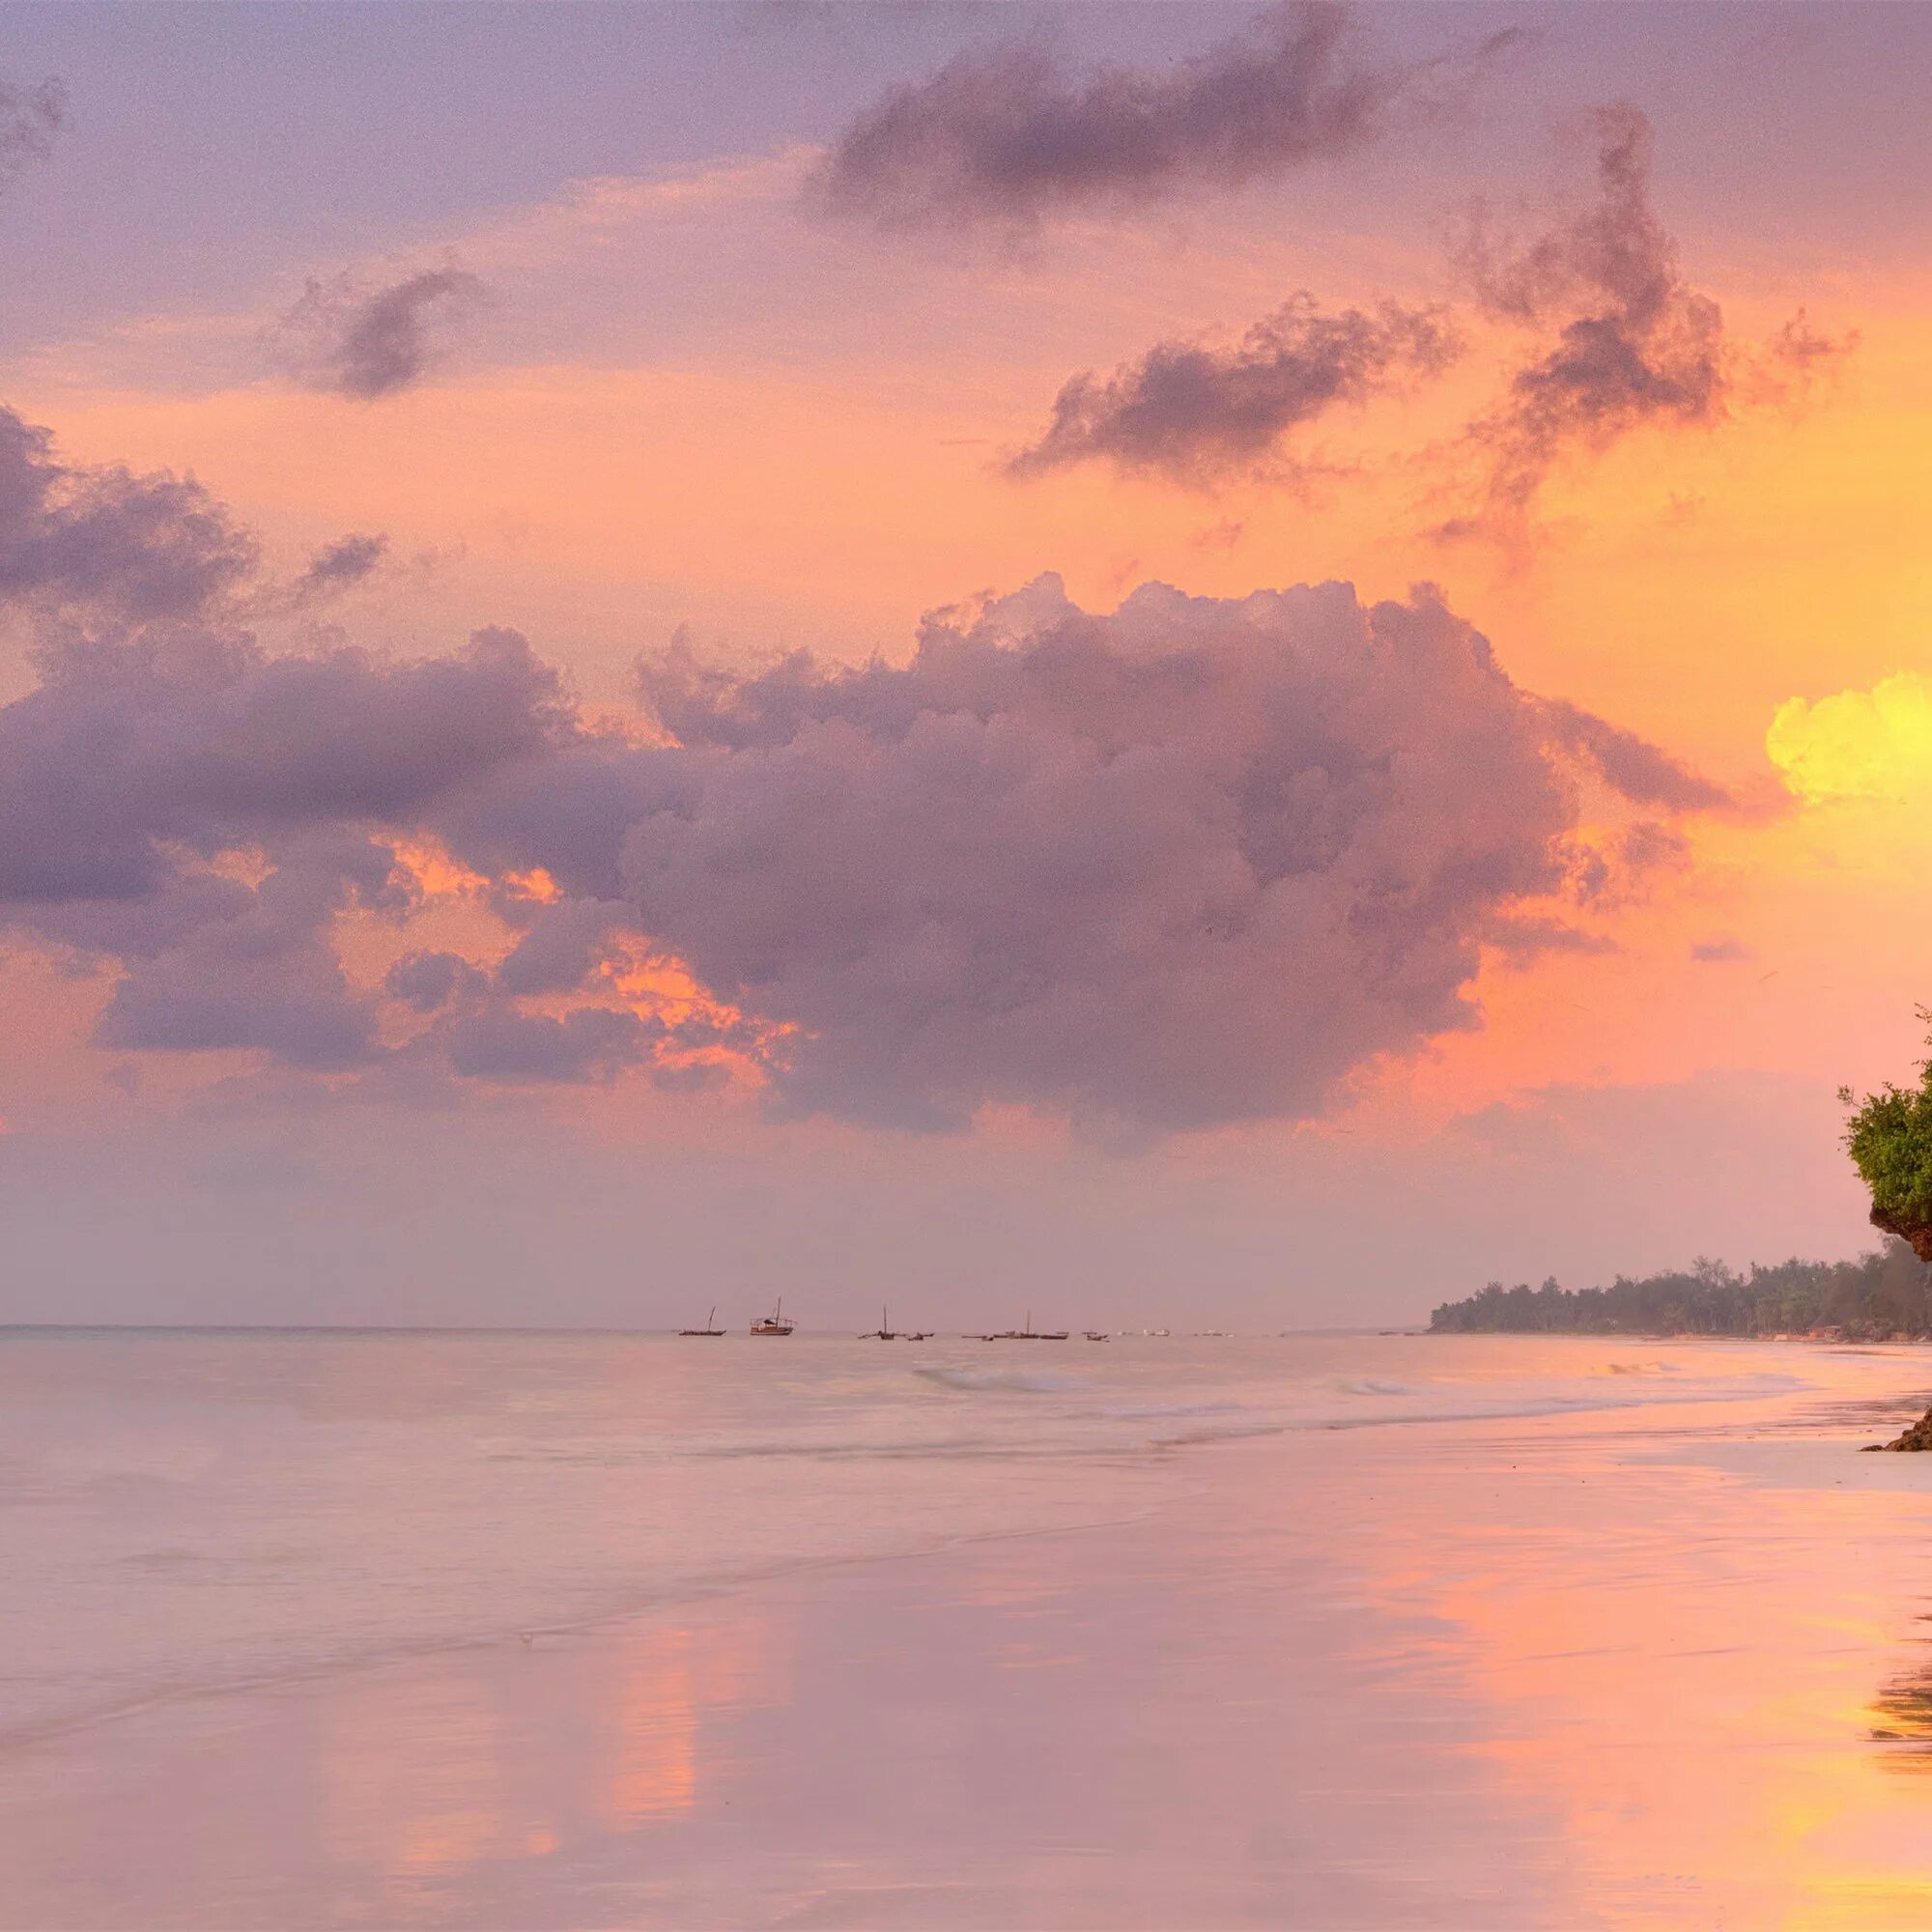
(1426, 1326, 1932, 1345)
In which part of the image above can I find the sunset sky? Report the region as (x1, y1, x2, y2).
(2, 1, 1929, 1327)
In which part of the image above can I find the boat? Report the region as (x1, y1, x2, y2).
(1084, 1330, 1110, 1342)
(750, 1298, 795, 1336)
(977, 1310, 1067, 1341)
(678, 1305, 724, 1336)
(861, 1305, 901, 1340)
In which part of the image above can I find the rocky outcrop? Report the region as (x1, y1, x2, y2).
(1863, 1406, 1932, 1451)
(1871, 1204, 1932, 1264)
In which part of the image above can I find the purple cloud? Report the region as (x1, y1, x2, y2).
(1442, 103, 1852, 537)
(0, 407, 257, 624)
(443, 1006, 656, 1085)
(0, 410, 1721, 1127)
(94, 835, 403, 1070)
(1010, 296, 1460, 486)
(0, 611, 576, 1066)
(811, 4, 1515, 231)
(285, 532, 388, 608)
(0, 77, 65, 198)
(437, 575, 1721, 1133)
(384, 949, 489, 1013)
(278, 268, 488, 401)
(1534, 697, 1728, 813)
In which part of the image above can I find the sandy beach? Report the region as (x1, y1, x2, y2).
(10, 1334, 1932, 1929)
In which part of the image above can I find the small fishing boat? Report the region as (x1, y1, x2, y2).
(751, 1298, 795, 1336)
(979, 1311, 1068, 1340)
(678, 1306, 724, 1336)
(861, 1305, 901, 1340)
(1084, 1330, 1110, 1342)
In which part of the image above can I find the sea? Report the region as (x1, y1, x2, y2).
(0, 1324, 1914, 1750)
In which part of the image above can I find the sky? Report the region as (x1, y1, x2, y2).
(2, 1, 1930, 1330)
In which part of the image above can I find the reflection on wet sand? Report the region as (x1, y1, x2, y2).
(304, 1605, 786, 1918)
(1868, 1626, 1932, 1763)
(604, 1612, 786, 1828)
(19, 1350, 1932, 1929)
(1336, 1408, 1932, 1929)
(324, 1671, 508, 1883)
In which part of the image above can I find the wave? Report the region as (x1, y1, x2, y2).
(1092, 1399, 1246, 1422)
(915, 1366, 1085, 1395)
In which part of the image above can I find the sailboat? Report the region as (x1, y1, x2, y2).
(975, 1309, 1068, 1341)
(750, 1297, 794, 1336)
(678, 1305, 724, 1337)
(861, 1305, 900, 1340)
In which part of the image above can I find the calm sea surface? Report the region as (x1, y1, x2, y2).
(0, 1326, 1904, 1742)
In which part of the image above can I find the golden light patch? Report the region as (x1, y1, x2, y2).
(602, 945, 725, 1025)
(602, 939, 790, 1084)
(1768, 674, 1932, 804)
(502, 867, 564, 906)
(389, 838, 492, 899)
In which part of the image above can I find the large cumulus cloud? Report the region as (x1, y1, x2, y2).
(434, 575, 1719, 1131)
(0, 408, 1721, 1133)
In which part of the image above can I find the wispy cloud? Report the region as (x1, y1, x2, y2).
(1439, 102, 1853, 540)
(0, 76, 66, 199)
(274, 267, 490, 401)
(282, 532, 389, 610)
(811, 3, 1519, 231)
(1009, 295, 1460, 486)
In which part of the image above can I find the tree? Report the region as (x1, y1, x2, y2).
(1841, 1009, 1932, 1263)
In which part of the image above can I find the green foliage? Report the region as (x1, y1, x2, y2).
(1841, 1009, 1932, 1228)
(1433, 1015, 1932, 1338)
(1429, 1241, 1932, 1338)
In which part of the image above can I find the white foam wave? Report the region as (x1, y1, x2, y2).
(915, 1366, 1084, 1396)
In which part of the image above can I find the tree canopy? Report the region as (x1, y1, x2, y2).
(1429, 1243, 1932, 1338)
(1841, 1009, 1932, 1246)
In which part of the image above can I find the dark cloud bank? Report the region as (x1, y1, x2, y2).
(812, 2, 1516, 230)
(0, 404, 1720, 1134)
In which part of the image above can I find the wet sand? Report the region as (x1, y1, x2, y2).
(12, 1380, 1932, 1930)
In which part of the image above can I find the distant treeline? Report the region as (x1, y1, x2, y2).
(1429, 1241, 1932, 1339)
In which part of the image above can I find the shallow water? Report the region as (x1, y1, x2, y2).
(0, 1328, 1840, 1741)
(8, 1329, 1932, 1926)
